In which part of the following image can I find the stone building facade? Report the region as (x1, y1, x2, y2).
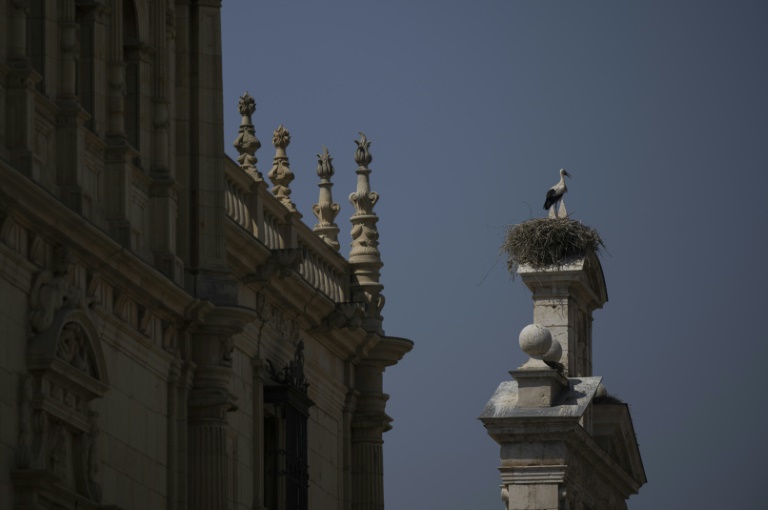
(480, 254, 646, 510)
(0, 1, 411, 509)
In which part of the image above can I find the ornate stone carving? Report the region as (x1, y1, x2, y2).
(349, 133, 379, 227)
(315, 302, 365, 332)
(233, 91, 262, 180)
(348, 133, 385, 332)
(312, 146, 341, 251)
(253, 293, 301, 344)
(57, 322, 98, 377)
(29, 271, 82, 335)
(268, 125, 299, 213)
(246, 248, 303, 284)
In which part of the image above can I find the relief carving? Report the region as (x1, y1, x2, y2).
(317, 302, 365, 332)
(57, 322, 97, 377)
(29, 270, 83, 335)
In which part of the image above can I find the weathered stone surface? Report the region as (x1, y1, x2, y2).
(0, 2, 412, 510)
(482, 251, 645, 510)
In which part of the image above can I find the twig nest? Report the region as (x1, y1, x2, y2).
(502, 217, 604, 274)
(519, 324, 552, 359)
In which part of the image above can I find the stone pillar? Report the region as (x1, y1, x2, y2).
(8, 0, 29, 61)
(56, 0, 91, 213)
(518, 251, 607, 377)
(341, 387, 358, 510)
(166, 357, 182, 510)
(5, 0, 41, 175)
(184, 0, 238, 304)
(351, 362, 386, 510)
(187, 305, 256, 510)
(350, 336, 412, 510)
(75, 0, 108, 134)
(251, 357, 267, 510)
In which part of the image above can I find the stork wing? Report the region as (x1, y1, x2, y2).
(544, 189, 558, 209)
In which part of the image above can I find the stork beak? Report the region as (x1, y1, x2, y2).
(564, 170, 571, 178)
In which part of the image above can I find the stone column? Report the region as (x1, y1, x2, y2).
(350, 336, 412, 510)
(56, 0, 90, 213)
(351, 361, 386, 510)
(251, 357, 267, 510)
(5, 0, 41, 175)
(184, 0, 238, 304)
(166, 358, 182, 510)
(341, 386, 358, 510)
(187, 306, 256, 510)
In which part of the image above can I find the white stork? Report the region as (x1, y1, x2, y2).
(543, 168, 571, 216)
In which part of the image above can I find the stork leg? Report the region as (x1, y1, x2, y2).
(548, 204, 557, 218)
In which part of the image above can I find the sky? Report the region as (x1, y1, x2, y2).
(220, 2, 768, 509)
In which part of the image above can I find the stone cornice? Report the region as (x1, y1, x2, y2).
(483, 418, 643, 497)
(0, 160, 195, 320)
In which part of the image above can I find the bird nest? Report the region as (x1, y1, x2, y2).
(501, 217, 604, 274)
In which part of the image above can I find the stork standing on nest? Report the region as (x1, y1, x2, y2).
(543, 168, 571, 218)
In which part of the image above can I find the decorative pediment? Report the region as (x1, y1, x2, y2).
(27, 308, 110, 398)
(592, 403, 647, 486)
(582, 250, 608, 306)
(18, 278, 111, 506)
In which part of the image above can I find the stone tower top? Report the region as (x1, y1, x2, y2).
(517, 251, 607, 377)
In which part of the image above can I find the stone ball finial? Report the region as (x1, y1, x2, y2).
(542, 337, 562, 363)
(518, 324, 552, 359)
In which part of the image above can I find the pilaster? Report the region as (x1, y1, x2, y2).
(251, 357, 268, 510)
(5, 0, 41, 175)
(350, 336, 412, 510)
(186, 304, 256, 510)
(184, 0, 237, 304)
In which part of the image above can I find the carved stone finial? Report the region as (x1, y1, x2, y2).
(312, 146, 341, 251)
(348, 132, 384, 333)
(268, 125, 299, 214)
(349, 133, 380, 254)
(233, 91, 262, 180)
(237, 91, 256, 120)
(354, 131, 373, 167)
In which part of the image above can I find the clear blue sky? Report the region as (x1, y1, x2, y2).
(221, 1, 768, 508)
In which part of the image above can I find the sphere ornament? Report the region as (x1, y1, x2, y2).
(518, 324, 553, 358)
(542, 336, 562, 363)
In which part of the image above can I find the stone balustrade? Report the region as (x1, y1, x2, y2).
(224, 156, 349, 303)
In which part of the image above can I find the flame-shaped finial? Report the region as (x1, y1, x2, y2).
(268, 125, 298, 214)
(312, 146, 340, 251)
(233, 91, 261, 180)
